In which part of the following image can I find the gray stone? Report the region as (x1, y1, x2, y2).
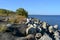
(54, 31, 60, 40)
(25, 34, 35, 40)
(38, 33, 52, 40)
(0, 32, 15, 40)
(15, 37, 27, 40)
(35, 33, 42, 39)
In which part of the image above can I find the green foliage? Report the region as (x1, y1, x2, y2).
(0, 8, 28, 17)
(16, 8, 28, 17)
(0, 9, 6, 14)
(0, 9, 15, 16)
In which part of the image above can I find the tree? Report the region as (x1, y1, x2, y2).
(0, 9, 15, 16)
(0, 8, 28, 17)
(0, 9, 6, 14)
(16, 8, 28, 17)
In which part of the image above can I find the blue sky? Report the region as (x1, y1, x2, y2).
(0, 0, 60, 15)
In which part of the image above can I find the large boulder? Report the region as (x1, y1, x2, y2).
(25, 34, 35, 40)
(7, 24, 28, 37)
(0, 32, 15, 40)
(15, 37, 27, 40)
(26, 24, 36, 35)
(35, 33, 42, 39)
(38, 33, 52, 40)
(49, 26, 54, 33)
(16, 24, 28, 36)
(42, 22, 47, 29)
(54, 31, 60, 40)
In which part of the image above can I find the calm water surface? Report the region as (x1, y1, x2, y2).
(29, 15, 60, 29)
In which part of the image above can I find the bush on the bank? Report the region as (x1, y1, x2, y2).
(16, 8, 28, 17)
(0, 8, 28, 23)
(0, 8, 28, 17)
(0, 9, 15, 16)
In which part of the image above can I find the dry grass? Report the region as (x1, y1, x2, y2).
(0, 14, 7, 16)
(8, 15, 26, 24)
(0, 24, 7, 32)
(0, 14, 26, 24)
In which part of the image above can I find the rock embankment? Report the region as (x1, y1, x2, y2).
(0, 18, 60, 40)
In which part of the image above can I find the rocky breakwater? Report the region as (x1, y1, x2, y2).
(0, 18, 60, 40)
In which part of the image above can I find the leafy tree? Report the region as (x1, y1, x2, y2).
(0, 8, 28, 17)
(0, 9, 15, 16)
(16, 8, 28, 17)
(0, 9, 6, 14)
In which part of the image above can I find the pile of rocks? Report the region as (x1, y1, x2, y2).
(0, 17, 60, 40)
(25, 18, 60, 40)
